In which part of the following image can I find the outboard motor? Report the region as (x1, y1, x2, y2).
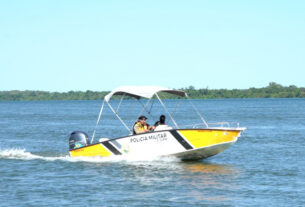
(69, 131, 90, 150)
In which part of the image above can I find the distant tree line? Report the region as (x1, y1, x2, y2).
(182, 82, 305, 99)
(0, 82, 304, 101)
(0, 90, 109, 101)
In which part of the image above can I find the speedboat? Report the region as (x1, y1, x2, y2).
(68, 86, 246, 160)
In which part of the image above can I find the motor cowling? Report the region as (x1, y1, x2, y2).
(69, 131, 89, 150)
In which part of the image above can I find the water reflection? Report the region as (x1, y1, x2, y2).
(177, 161, 241, 203)
(183, 161, 239, 175)
(112, 160, 241, 204)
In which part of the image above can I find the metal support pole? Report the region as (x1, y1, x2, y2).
(90, 100, 105, 144)
(137, 98, 155, 120)
(155, 93, 179, 128)
(106, 101, 132, 133)
(116, 94, 125, 113)
(186, 94, 209, 128)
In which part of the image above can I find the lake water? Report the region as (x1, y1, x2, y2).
(0, 98, 304, 206)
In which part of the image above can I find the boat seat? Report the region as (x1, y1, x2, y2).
(154, 124, 173, 131)
(99, 138, 110, 142)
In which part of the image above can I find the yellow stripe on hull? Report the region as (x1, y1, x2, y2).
(178, 129, 240, 149)
(69, 143, 112, 157)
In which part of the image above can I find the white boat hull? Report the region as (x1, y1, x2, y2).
(70, 129, 243, 160)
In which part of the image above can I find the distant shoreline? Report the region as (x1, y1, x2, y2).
(1, 82, 304, 101)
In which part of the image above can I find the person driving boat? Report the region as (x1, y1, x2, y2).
(133, 116, 155, 134)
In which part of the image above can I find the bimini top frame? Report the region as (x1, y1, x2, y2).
(104, 86, 186, 102)
(90, 86, 208, 143)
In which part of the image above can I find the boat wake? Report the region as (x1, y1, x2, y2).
(0, 148, 68, 161)
(0, 148, 181, 163)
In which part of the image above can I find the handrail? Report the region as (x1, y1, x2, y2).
(178, 122, 241, 129)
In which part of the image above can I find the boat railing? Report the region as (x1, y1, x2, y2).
(180, 122, 240, 129)
(207, 122, 240, 128)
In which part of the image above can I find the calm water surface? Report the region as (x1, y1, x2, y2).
(0, 99, 304, 206)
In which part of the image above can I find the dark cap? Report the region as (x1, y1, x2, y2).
(138, 115, 148, 120)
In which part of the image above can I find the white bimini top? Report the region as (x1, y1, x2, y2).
(104, 86, 186, 102)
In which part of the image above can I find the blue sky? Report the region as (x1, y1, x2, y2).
(0, 0, 304, 92)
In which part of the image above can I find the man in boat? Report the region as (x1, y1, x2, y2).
(133, 116, 155, 134)
(154, 114, 166, 127)
(154, 115, 173, 131)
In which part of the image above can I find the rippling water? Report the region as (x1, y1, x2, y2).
(0, 98, 304, 206)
